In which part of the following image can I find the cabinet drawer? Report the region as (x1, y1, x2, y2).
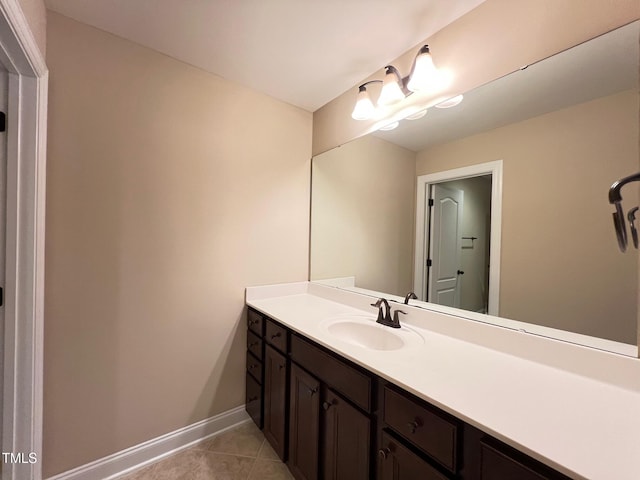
(480, 440, 570, 480)
(247, 309, 264, 337)
(290, 334, 372, 412)
(246, 351, 262, 383)
(265, 319, 288, 353)
(378, 431, 449, 480)
(246, 372, 262, 429)
(383, 387, 459, 473)
(247, 330, 263, 361)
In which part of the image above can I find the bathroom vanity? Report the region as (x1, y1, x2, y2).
(244, 282, 640, 480)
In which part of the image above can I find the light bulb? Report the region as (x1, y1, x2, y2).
(378, 66, 405, 106)
(351, 86, 375, 120)
(407, 45, 439, 93)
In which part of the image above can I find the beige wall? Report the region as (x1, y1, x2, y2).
(44, 12, 311, 476)
(19, 0, 46, 56)
(312, 0, 639, 156)
(310, 135, 415, 296)
(417, 91, 638, 343)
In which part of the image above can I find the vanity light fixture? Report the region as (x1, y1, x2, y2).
(435, 94, 464, 108)
(351, 44, 440, 121)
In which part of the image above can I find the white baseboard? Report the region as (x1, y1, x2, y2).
(46, 405, 251, 480)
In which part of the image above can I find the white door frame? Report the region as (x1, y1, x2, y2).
(0, 1, 47, 479)
(414, 160, 502, 316)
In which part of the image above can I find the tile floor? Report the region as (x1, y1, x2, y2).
(119, 422, 293, 480)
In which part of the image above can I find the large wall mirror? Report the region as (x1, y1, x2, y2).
(310, 21, 639, 356)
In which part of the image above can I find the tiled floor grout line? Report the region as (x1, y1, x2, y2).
(244, 440, 265, 479)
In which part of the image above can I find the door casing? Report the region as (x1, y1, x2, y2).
(415, 160, 502, 316)
(0, 2, 48, 479)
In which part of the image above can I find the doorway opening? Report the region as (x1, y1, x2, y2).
(414, 161, 502, 316)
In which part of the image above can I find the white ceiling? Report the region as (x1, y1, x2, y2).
(44, 0, 486, 112)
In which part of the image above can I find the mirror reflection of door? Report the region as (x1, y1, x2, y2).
(428, 184, 463, 307)
(425, 175, 492, 314)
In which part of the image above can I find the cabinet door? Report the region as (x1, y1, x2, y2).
(378, 432, 449, 480)
(288, 364, 320, 480)
(322, 388, 370, 480)
(264, 344, 288, 460)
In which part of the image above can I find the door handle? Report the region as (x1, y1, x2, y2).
(457, 270, 465, 275)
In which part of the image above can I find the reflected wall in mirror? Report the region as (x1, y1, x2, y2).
(310, 21, 639, 348)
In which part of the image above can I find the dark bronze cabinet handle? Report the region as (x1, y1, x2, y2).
(278, 363, 285, 370)
(248, 395, 258, 402)
(407, 419, 422, 434)
(248, 364, 258, 370)
(308, 387, 318, 396)
(271, 332, 281, 339)
(248, 319, 258, 325)
(322, 401, 332, 410)
(378, 447, 391, 460)
(248, 341, 259, 348)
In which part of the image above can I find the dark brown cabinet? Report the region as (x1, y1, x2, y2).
(378, 431, 449, 480)
(322, 387, 370, 480)
(288, 333, 373, 480)
(263, 344, 288, 460)
(288, 363, 320, 480)
(383, 386, 459, 474)
(245, 372, 262, 428)
(245, 310, 265, 429)
(478, 438, 571, 480)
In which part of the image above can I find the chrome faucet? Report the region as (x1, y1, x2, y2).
(371, 298, 405, 328)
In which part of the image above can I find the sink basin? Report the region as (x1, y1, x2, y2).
(321, 315, 424, 351)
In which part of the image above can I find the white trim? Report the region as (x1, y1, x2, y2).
(0, 1, 47, 479)
(46, 406, 251, 480)
(414, 160, 503, 316)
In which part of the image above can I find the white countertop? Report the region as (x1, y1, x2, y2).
(246, 281, 640, 480)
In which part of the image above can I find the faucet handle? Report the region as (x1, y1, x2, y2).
(371, 299, 385, 323)
(393, 309, 406, 327)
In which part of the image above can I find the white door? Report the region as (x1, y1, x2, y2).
(428, 184, 463, 307)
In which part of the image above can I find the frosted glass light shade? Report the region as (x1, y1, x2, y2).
(405, 109, 427, 120)
(379, 121, 399, 131)
(378, 66, 405, 106)
(351, 87, 376, 120)
(407, 45, 438, 92)
(435, 95, 464, 108)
